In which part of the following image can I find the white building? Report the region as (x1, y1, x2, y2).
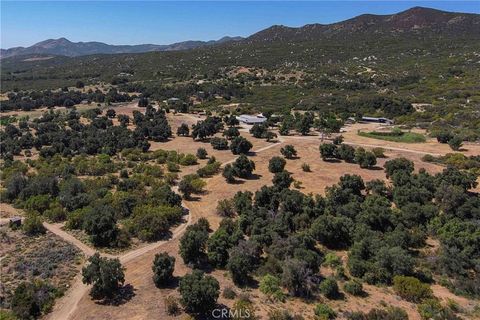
(236, 114, 267, 125)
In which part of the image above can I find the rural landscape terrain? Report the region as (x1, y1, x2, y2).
(1, 5, 479, 320)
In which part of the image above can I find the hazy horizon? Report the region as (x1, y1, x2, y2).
(2, 1, 479, 49)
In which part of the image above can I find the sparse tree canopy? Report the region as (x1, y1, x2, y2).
(281, 145, 297, 159)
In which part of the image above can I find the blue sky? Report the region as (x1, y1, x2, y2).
(1, 1, 479, 48)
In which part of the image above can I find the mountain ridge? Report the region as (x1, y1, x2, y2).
(0, 36, 244, 59)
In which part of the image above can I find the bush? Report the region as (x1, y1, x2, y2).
(232, 155, 255, 178)
(23, 213, 46, 236)
(372, 147, 386, 158)
(211, 137, 229, 150)
(301, 163, 311, 172)
(319, 277, 340, 299)
(197, 161, 221, 177)
(344, 280, 364, 296)
(417, 298, 458, 320)
(231, 298, 256, 320)
(393, 276, 433, 303)
(448, 135, 463, 151)
(179, 270, 220, 315)
(269, 310, 303, 320)
(323, 253, 342, 268)
(259, 274, 285, 302)
(223, 164, 236, 183)
(167, 161, 180, 172)
(281, 145, 297, 159)
(314, 303, 336, 320)
(179, 154, 198, 166)
(196, 147, 208, 159)
(216, 199, 235, 217)
(152, 252, 175, 287)
(230, 136, 253, 155)
(164, 295, 180, 315)
(223, 286, 236, 299)
(11, 280, 57, 320)
(269, 156, 286, 173)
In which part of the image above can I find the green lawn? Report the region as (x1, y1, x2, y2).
(358, 131, 426, 143)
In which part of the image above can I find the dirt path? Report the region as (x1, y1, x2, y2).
(46, 187, 193, 320)
(43, 222, 98, 257)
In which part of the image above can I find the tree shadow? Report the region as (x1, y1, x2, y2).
(157, 276, 180, 289)
(95, 284, 136, 306)
(245, 173, 262, 180)
(367, 166, 384, 171)
(322, 158, 341, 163)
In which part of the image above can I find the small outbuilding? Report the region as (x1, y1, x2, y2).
(236, 114, 267, 125)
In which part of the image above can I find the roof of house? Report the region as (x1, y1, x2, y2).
(236, 114, 267, 123)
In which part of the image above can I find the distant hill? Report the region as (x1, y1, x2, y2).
(1, 6, 479, 92)
(246, 6, 480, 42)
(0, 36, 243, 59)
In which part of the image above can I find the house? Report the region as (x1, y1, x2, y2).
(236, 114, 267, 125)
(361, 116, 394, 125)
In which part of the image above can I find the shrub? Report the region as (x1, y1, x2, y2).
(269, 156, 286, 173)
(448, 136, 463, 151)
(232, 155, 255, 178)
(259, 274, 285, 302)
(179, 154, 198, 166)
(231, 298, 256, 320)
(223, 164, 236, 183)
(320, 143, 337, 160)
(223, 286, 236, 299)
(314, 303, 336, 320)
(372, 147, 386, 158)
(179, 270, 220, 315)
(230, 136, 253, 155)
(167, 161, 180, 172)
(197, 161, 221, 177)
(179, 223, 209, 266)
(164, 295, 180, 316)
(152, 252, 175, 287)
(281, 145, 297, 159)
(393, 276, 433, 303)
(344, 280, 364, 296)
(269, 310, 303, 320)
(23, 213, 46, 236)
(323, 253, 342, 268)
(211, 137, 229, 150)
(196, 147, 208, 159)
(301, 163, 311, 172)
(11, 280, 57, 320)
(216, 199, 235, 217)
(417, 298, 458, 320)
(319, 277, 340, 299)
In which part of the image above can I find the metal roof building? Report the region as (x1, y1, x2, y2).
(236, 114, 267, 125)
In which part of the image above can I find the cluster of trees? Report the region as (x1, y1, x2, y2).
(191, 116, 223, 140)
(1, 152, 187, 248)
(1, 108, 151, 160)
(132, 106, 172, 141)
(182, 158, 479, 308)
(119, 80, 250, 105)
(1, 88, 132, 111)
(320, 142, 377, 169)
